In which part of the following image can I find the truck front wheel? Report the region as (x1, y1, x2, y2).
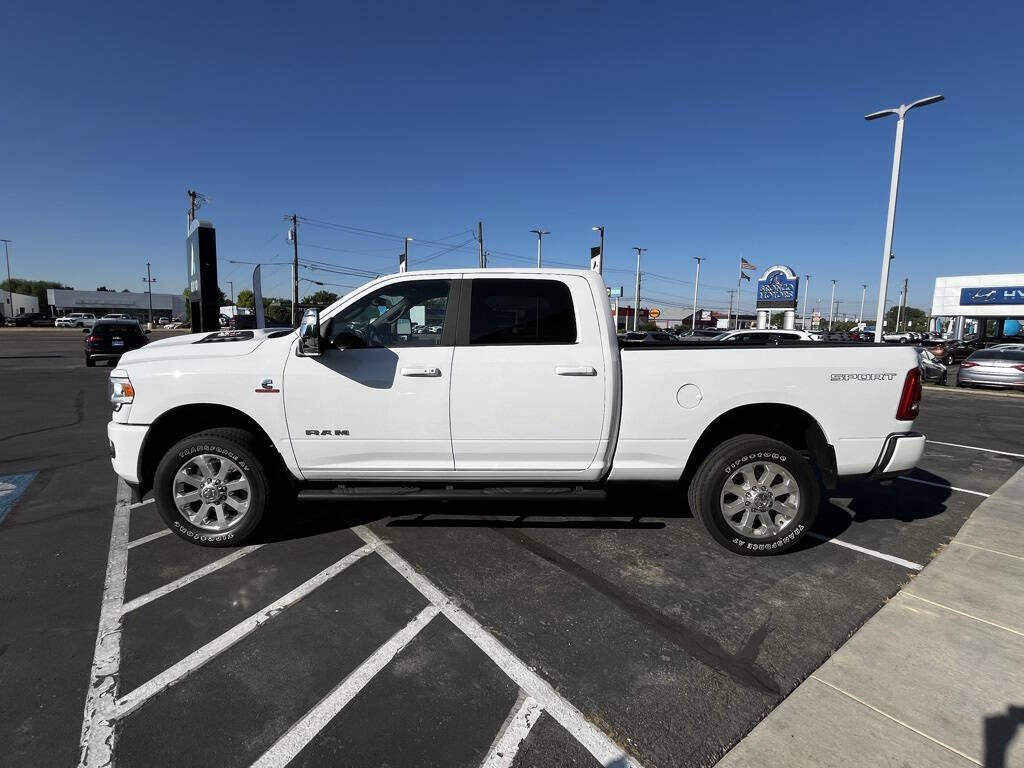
(688, 434, 819, 556)
(153, 429, 271, 547)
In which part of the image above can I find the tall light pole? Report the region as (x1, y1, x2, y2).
(691, 256, 706, 330)
(1, 239, 12, 320)
(801, 274, 811, 331)
(400, 236, 413, 272)
(530, 229, 549, 268)
(866, 94, 944, 343)
(227, 280, 234, 305)
(859, 284, 867, 325)
(142, 262, 157, 326)
(591, 226, 604, 275)
(632, 247, 646, 332)
(828, 279, 837, 331)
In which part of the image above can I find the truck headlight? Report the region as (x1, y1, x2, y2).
(109, 369, 135, 407)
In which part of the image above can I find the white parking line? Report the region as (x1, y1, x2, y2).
(116, 544, 375, 719)
(926, 440, 1024, 460)
(352, 525, 644, 768)
(79, 480, 132, 768)
(480, 692, 543, 768)
(122, 545, 264, 613)
(251, 605, 440, 768)
(806, 532, 924, 571)
(127, 529, 171, 548)
(129, 498, 155, 509)
(897, 476, 990, 498)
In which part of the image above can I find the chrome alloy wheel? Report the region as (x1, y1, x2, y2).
(172, 453, 252, 532)
(719, 460, 800, 538)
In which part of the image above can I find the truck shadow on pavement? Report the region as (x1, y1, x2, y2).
(985, 705, 1024, 768)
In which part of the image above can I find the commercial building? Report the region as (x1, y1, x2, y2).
(2, 291, 40, 318)
(46, 289, 186, 323)
(930, 273, 1024, 340)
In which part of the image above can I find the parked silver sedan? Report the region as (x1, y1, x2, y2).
(956, 348, 1024, 390)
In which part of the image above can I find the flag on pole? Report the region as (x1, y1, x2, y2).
(740, 271, 751, 282)
(741, 258, 757, 270)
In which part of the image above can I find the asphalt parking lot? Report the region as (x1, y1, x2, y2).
(2, 329, 1022, 768)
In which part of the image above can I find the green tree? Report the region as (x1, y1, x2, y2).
(1, 278, 73, 308)
(885, 305, 926, 332)
(236, 289, 255, 309)
(301, 290, 338, 306)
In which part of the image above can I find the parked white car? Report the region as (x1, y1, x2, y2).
(711, 329, 817, 342)
(55, 312, 96, 328)
(107, 269, 924, 555)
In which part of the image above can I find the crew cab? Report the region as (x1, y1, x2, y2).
(107, 269, 925, 555)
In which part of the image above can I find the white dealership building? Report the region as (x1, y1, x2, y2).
(46, 288, 187, 323)
(930, 272, 1024, 340)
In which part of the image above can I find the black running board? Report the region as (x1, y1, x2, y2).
(297, 484, 607, 502)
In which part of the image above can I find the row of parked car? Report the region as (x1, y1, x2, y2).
(3, 311, 182, 328)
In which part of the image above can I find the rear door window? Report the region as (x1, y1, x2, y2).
(468, 279, 577, 345)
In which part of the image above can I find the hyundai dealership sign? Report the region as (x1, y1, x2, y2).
(959, 286, 1024, 306)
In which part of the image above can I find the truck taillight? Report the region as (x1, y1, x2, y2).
(896, 367, 922, 421)
(87, 335, 99, 343)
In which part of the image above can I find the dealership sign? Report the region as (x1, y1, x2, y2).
(959, 286, 1024, 306)
(756, 264, 800, 309)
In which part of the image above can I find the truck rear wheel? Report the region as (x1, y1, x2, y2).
(688, 434, 819, 555)
(153, 428, 270, 547)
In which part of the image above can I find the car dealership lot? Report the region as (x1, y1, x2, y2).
(2, 329, 1022, 768)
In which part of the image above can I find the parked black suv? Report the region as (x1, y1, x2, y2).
(84, 319, 150, 367)
(7, 312, 54, 327)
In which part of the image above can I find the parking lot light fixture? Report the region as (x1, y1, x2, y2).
(632, 247, 646, 332)
(866, 94, 944, 343)
(530, 230, 549, 268)
(829, 279, 837, 331)
(592, 226, 604, 275)
(801, 275, 811, 331)
(692, 257, 706, 330)
(2, 239, 12, 319)
(859, 284, 868, 325)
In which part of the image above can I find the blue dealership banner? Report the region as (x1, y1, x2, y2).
(756, 267, 799, 308)
(959, 286, 1024, 306)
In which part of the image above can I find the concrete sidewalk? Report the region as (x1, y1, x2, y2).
(717, 465, 1024, 768)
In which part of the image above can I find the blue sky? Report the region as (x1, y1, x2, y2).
(2, 1, 1021, 317)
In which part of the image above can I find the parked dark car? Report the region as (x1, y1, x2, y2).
(922, 338, 980, 365)
(8, 312, 55, 327)
(84, 319, 150, 367)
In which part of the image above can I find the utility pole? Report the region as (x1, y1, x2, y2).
(530, 229, 549, 268)
(227, 281, 234, 306)
(691, 256, 706, 330)
(400, 236, 412, 273)
(896, 277, 909, 331)
(289, 214, 299, 326)
(477, 221, 485, 268)
(142, 262, 157, 326)
(859, 284, 868, 325)
(828, 279, 837, 330)
(801, 275, 811, 331)
(2, 240, 12, 320)
(632, 247, 646, 332)
(726, 289, 736, 330)
(865, 94, 944, 343)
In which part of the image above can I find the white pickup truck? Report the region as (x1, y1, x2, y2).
(107, 269, 925, 555)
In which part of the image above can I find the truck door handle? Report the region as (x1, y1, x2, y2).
(555, 365, 597, 376)
(401, 367, 442, 377)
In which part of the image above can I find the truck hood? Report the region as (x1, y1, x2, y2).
(118, 329, 293, 364)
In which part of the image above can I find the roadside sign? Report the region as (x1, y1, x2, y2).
(607, 286, 623, 298)
(649, 308, 661, 319)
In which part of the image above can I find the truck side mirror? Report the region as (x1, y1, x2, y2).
(297, 308, 323, 357)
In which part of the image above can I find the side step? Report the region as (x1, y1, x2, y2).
(296, 484, 607, 502)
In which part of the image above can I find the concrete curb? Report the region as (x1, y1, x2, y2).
(716, 464, 1024, 768)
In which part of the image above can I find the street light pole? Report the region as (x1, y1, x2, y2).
(142, 261, 157, 326)
(801, 274, 811, 331)
(1, 239, 12, 320)
(400, 236, 413, 272)
(591, 226, 604, 276)
(632, 246, 646, 332)
(530, 229, 549, 268)
(859, 284, 867, 325)
(828, 279, 837, 331)
(691, 256, 706, 330)
(866, 94, 944, 343)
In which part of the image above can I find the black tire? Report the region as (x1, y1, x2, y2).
(153, 428, 271, 547)
(687, 434, 819, 556)
(85, 355, 95, 367)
